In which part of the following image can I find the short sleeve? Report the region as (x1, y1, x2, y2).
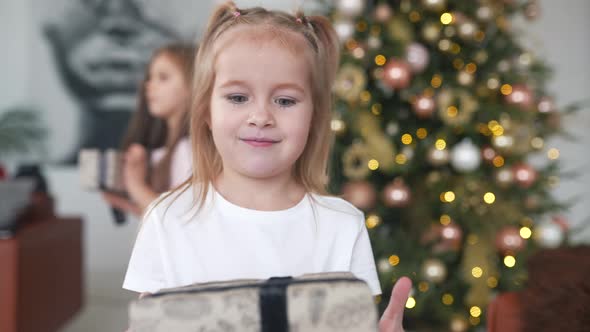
(169, 138, 193, 188)
(122, 212, 167, 294)
(350, 214, 382, 296)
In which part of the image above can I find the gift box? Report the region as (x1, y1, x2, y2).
(129, 272, 378, 332)
(79, 149, 124, 193)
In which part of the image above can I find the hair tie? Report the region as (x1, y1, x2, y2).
(295, 17, 303, 24)
(233, 11, 241, 18)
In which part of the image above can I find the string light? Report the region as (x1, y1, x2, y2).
(435, 139, 447, 150)
(375, 55, 386, 66)
(501, 84, 513, 95)
(504, 255, 516, 268)
(548, 148, 560, 160)
(520, 226, 532, 239)
(389, 255, 400, 266)
(493, 156, 505, 167)
(465, 62, 477, 73)
(431, 74, 442, 88)
(440, 12, 453, 25)
(416, 128, 428, 139)
(472, 267, 483, 278)
(371, 103, 382, 115)
(418, 282, 429, 292)
(447, 106, 458, 118)
(445, 191, 456, 202)
(395, 154, 408, 164)
(401, 134, 413, 145)
(470, 306, 482, 318)
(368, 159, 379, 170)
(360, 91, 371, 102)
(442, 293, 454, 305)
(440, 214, 451, 225)
(487, 276, 498, 288)
(483, 192, 496, 204)
(366, 214, 381, 229)
(406, 297, 416, 309)
(531, 137, 544, 149)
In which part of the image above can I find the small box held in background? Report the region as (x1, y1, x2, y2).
(79, 149, 125, 193)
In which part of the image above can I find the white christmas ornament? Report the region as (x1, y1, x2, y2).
(336, 0, 365, 17)
(334, 20, 355, 42)
(534, 222, 564, 248)
(450, 139, 482, 172)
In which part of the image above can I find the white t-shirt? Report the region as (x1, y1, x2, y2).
(150, 138, 192, 188)
(123, 185, 382, 296)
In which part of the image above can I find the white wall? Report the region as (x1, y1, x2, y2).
(520, 0, 590, 243)
(1, 1, 589, 331)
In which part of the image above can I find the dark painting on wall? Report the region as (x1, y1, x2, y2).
(33, 0, 207, 164)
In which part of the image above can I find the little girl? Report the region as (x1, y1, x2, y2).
(103, 44, 195, 217)
(123, 3, 410, 331)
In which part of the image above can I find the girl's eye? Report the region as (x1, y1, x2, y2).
(227, 95, 248, 104)
(276, 98, 296, 107)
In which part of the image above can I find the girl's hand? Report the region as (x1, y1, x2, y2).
(123, 144, 148, 191)
(379, 277, 412, 332)
(102, 192, 141, 217)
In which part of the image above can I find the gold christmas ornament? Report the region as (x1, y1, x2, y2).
(437, 89, 478, 126)
(388, 16, 414, 44)
(342, 142, 371, 180)
(356, 113, 396, 172)
(334, 64, 367, 103)
(461, 238, 496, 307)
(506, 122, 535, 155)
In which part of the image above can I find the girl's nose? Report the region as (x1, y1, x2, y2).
(247, 105, 275, 128)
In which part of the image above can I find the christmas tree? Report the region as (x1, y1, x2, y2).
(323, 0, 576, 330)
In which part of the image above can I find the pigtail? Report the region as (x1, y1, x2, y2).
(204, 1, 240, 33)
(306, 15, 341, 85)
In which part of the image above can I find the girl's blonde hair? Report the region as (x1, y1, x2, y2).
(161, 1, 341, 212)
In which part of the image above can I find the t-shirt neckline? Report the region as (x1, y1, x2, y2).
(212, 186, 309, 221)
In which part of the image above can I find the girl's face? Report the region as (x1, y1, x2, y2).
(145, 54, 189, 119)
(209, 29, 314, 181)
